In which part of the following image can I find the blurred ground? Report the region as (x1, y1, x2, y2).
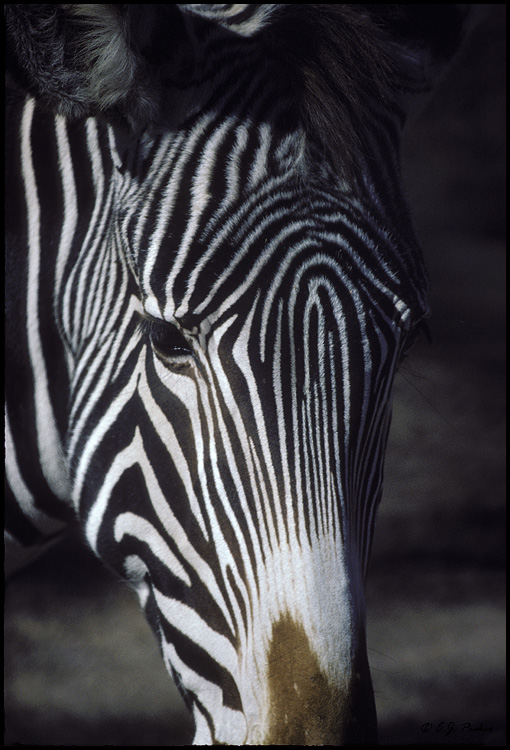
(5, 5, 505, 746)
(369, 4, 506, 745)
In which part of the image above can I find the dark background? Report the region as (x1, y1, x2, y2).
(5, 5, 505, 745)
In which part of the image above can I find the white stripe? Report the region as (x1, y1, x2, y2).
(21, 98, 71, 501)
(4, 406, 67, 533)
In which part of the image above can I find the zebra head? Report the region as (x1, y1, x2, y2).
(5, 4, 466, 744)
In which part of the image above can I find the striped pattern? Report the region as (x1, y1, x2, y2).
(5, 5, 434, 745)
(178, 4, 280, 35)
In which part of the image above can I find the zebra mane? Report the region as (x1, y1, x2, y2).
(5, 4, 467, 177)
(268, 4, 467, 179)
(267, 5, 400, 179)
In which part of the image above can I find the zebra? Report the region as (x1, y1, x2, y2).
(5, 5, 466, 745)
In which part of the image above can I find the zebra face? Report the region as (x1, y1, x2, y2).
(6, 3, 466, 745)
(70, 116, 423, 743)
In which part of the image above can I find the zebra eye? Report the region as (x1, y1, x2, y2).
(138, 314, 193, 363)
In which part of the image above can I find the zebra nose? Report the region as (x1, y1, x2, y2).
(263, 615, 377, 745)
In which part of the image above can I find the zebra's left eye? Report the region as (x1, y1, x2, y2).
(138, 314, 193, 363)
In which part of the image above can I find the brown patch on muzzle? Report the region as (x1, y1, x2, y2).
(264, 615, 377, 745)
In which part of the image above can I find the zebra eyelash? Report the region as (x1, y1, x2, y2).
(400, 319, 432, 361)
(137, 313, 193, 360)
